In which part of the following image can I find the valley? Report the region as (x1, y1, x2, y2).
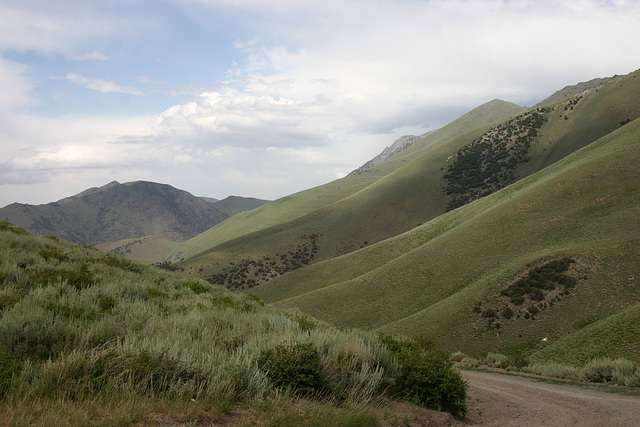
(2, 69, 640, 425)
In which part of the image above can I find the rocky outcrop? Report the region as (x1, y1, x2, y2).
(348, 133, 430, 176)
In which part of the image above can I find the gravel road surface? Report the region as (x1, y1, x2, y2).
(461, 370, 640, 426)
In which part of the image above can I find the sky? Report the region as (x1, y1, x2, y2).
(1, 0, 639, 207)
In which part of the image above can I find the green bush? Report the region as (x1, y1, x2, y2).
(103, 254, 142, 274)
(501, 307, 514, 319)
(0, 221, 29, 235)
(450, 351, 466, 362)
(256, 342, 323, 396)
(580, 358, 615, 383)
(380, 335, 467, 416)
(30, 264, 95, 290)
(479, 352, 510, 368)
(182, 280, 210, 295)
(580, 357, 638, 385)
(98, 295, 117, 313)
(0, 352, 22, 397)
(523, 362, 579, 380)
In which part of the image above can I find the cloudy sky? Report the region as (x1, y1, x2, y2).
(1, 0, 638, 206)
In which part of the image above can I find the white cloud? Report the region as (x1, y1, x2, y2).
(66, 73, 144, 95)
(0, 114, 155, 179)
(0, 58, 35, 112)
(70, 50, 109, 61)
(0, 1, 146, 54)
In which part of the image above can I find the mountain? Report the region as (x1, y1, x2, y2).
(167, 99, 526, 274)
(0, 180, 230, 246)
(92, 194, 271, 260)
(172, 70, 636, 287)
(245, 69, 640, 362)
(258, 115, 640, 362)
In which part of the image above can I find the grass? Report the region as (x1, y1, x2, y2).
(0, 222, 470, 424)
(461, 351, 640, 389)
(530, 302, 640, 365)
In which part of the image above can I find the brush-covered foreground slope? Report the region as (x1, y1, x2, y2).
(1, 221, 448, 424)
(178, 71, 639, 292)
(172, 100, 525, 275)
(0, 181, 229, 246)
(254, 116, 640, 363)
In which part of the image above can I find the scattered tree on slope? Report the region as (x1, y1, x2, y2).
(443, 108, 549, 210)
(207, 234, 321, 290)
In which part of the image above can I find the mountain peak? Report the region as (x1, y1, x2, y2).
(0, 180, 229, 245)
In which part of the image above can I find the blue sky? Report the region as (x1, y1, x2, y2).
(1, 0, 639, 206)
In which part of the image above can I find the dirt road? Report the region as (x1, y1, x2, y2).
(461, 370, 640, 426)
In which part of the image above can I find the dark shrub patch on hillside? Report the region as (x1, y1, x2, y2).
(379, 335, 467, 416)
(154, 261, 183, 271)
(443, 108, 549, 210)
(30, 264, 95, 290)
(501, 258, 576, 305)
(473, 258, 579, 329)
(207, 234, 322, 290)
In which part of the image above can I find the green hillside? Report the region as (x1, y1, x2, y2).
(175, 71, 639, 296)
(253, 115, 640, 362)
(202, 195, 271, 217)
(171, 100, 526, 279)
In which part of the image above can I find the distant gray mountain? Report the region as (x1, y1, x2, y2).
(0, 181, 266, 246)
(348, 133, 431, 176)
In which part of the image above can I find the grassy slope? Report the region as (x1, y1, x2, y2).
(522, 71, 640, 177)
(179, 72, 639, 282)
(0, 222, 414, 425)
(255, 114, 640, 361)
(253, 71, 640, 302)
(530, 302, 640, 365)
(207, 195, 271, 217)
(167, 174, 377, 262)
(174, 100, 525, 278)
(95, 235, 177, 263)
